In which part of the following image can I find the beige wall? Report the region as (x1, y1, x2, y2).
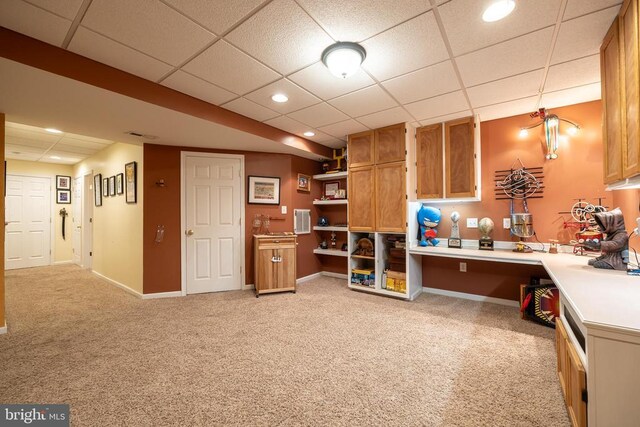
(74, 142, 143, 294)
(6, 159, 74, 263)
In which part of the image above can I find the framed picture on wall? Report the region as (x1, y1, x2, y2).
(323, 181, 340, 198)
(109, 176, 116, 196)
(116, 173, 124, 195)
(94, 174, 102, 207)
(56, 175, 71, 190)
(125, 161, 137, 204)
(248, 176, 280, 205)
(56, 190, 71, 204)
(297, 173, 311, 192)
(102, 177, 109, 197)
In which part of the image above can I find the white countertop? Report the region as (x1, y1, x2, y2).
(410, 246, 640, 334)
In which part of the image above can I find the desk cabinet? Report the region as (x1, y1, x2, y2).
(556, 318, 587, 427)
(254, 235, 296, 297)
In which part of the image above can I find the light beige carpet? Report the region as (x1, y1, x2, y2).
(1, 265, 569, 426)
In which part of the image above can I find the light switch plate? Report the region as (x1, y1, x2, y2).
(467, 218, 478, 228)
(281, 206, 287, 214)
(503, 218, 511, 229)
(460, 262, 467, 272)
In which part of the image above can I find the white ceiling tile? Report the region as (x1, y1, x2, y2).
(5, 135, 52, 149)
(221, 98, 280, 122)
(317, 119, 369, 139)
(457, 27, 554, 87)
(540, 83, 601, 109)
(467, 69, 545, 108)
(61, 131, 112, 145)
(382, 61, 460, 104)
(5, 151, 42, 162)
(356, 106, 414, 129)
(362, 12, 448, 81)
(244, 79, 321, 114)
(288, 62, 375, 101)
(82, 0, 215, 66)
(54, 143, 99, 156)
(162, 0, 266, 34)
(405, 91, 469, 121)
(551, 6, 619, 64)
(296, 0, 430, 41)
(5, 143, 47, 155)
(544, 54, 600, 93)
(439, 0, 560, 56)
(329, 85, 398, 117)
(59, 136, 111, 151)
(162, 70, 236, 105)
(6, 125, 61, 144)
(563, 0, 622, 21)
(419, 110, 473, 127)
(69, 27, 173, 82)
(476, 96, 539, 122)
(316, 138, 346, 149)
(26, 0, 85, 20)
(225, 0, 334, 75)
(287, 103, 349, 128)
(183, 40, 280, 95)
(264, 115, 309, 135)
(0, 0, 71, 46)
(41, 150, 83, 163)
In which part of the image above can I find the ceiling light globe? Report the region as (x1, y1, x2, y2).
(322, 42, 366, 79)
(482, 0, 516, 22)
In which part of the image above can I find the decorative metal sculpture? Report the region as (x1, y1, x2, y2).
(519, 108, 580, 160)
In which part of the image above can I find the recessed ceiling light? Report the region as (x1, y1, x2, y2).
(45, 128, 63, 134)
(321, 42, 366, 79)
(482, 0, 515, 22)
(50, 155, 61, 160)
(271, 93, 288, 103)
(303, 131, 315, 137)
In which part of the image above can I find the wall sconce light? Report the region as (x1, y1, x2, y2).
(519, 108, 580, 160)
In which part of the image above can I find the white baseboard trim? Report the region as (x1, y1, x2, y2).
(422, 287, 519, 307)
(243, 283, 255, 290)
(142, 291, 183, 300)
(53, 260, 73, 265)
(0, 324, 7, 335)
(92, 271, 143, 299)
(321, 271, 348, 280)
(296, 272, 322, 284)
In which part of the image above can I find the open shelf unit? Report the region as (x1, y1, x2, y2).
(313, 169, 348, 269)
(313, 199, 348, 205)
(313, 248, 349, 257)
(313, 226, 348, 232)
(313, 171, 348, 180)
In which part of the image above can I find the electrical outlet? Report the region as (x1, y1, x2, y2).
(281, 206, 287, 214)
(503, 218, 511, 229)
(460, 262, 467, 272)
(467, 218, 478, 228)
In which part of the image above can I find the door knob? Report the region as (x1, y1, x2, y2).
(185, 229, 194, 236)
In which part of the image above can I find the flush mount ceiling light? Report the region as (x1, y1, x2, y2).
(519, 108, 580, 160)
(482, 0, 516, 22)
(271, 93, 288, 103)
(45, 128, 63, 134)
(49, 155, 61, 160)
(303, 131, 315, 137)
(321, 42, 366, 79)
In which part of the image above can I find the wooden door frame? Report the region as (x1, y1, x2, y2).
(6, 173, 54, 267)
(180, 151, 246, 296)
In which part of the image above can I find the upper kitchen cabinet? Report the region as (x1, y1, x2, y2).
(416, 124, 444, 199)
(375, 123, 406, 164)
(620, 0, 640, 178)
(348, 130, 375, 168)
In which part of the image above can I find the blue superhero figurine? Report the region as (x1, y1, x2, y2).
(417, 205, 441, 246)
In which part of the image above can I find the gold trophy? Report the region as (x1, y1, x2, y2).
(479, 217, 494, 251)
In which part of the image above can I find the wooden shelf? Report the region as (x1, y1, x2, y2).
(313, 199, 348, 205)
(351, 254, 375, 260)
(313, 171, 348, 180)
(347, 283, 409, 299)
(313, 226, 348, 232)
(313, 248, 349, 257)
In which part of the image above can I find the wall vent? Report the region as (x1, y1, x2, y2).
(294, 209, 310, 234)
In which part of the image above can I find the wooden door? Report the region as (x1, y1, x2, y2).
(255, 246, 276, 291)
(416, 124, 444, 199)
(348, 166, 376, 232)
(556, 318, 569, 402)
(278, 245, 296, 289)
(375, 162, 406, 232)
(445, 117, 475, 198)
(375, 123, 405, 164)
(567, 338, 588, 427)
(621, 0, 640, 177)
(348, 130, 375, 168)
(601, 18, 624, 183)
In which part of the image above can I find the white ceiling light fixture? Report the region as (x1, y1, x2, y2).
(271, 93, 288, 103)
(45, 128, 63, 134)
(303, 131, 315, 137)
(321, 42, 367, 79)
(482, 0, 516, 22)
(49, 155, 61, 160)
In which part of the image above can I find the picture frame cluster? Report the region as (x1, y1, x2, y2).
(56, 175, 71, 204)
(94, 161, 137, 207)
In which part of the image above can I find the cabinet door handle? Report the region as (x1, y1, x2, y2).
(271, 256, 282, 263)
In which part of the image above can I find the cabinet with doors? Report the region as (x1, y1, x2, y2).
(253, 235, 297, 297)
(556, 317, 587, 427)
(416, 116, 478, 200)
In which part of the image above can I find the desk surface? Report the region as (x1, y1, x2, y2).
(410, 246, 640, 334)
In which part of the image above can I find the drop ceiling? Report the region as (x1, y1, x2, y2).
(0, 0, 621, 155)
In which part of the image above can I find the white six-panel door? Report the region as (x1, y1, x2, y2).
(185, 155, 243, 294)
(5, 175, 51, 270)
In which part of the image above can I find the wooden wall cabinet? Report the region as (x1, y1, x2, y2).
(416, 124, 444, 199)
(621, 0, 640, 178)
(348, 166, 376, 231)
(375, 161, 407, 232)
(348, 130, 375, 168)
(556, 318, 587, 427)
(254, 235, 296, 296)
(375, 123, 406, 164)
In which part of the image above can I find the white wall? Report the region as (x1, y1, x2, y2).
(74, 142, 143, 294)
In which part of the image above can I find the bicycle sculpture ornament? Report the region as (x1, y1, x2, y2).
(495, 159, 544, 252)
(559, 199, 606, 255)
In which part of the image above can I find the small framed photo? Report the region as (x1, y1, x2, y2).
(125, 161, 137, 204)
(56, 189, 71, 204)
(248, 176, 280, 205)
(109, 176, 116, 196)
(94, 174, 102, 207)
(116, 173, 124, 195)
(323, 181, 340, 198)
(297, 173, 311, 192)
(103, 178, 109, 197)
(56, 175, 71, 190)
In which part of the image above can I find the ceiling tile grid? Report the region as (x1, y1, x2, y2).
(405, 91, 469, 122)
(381, 60, 461, 105)
(287, 102, 349, 128)
(244, 79, 321, 114)
(329, 85, 398, 118)
(221, 98, 281, 122)
(466, 69, 545, 108)
(161, 70, 237, 105)
(288, 62, 375, 101)
(0, 0, 72, 46)
(162, 0, 267, 35)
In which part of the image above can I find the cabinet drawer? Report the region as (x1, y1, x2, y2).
(256, 238, 295, 248)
